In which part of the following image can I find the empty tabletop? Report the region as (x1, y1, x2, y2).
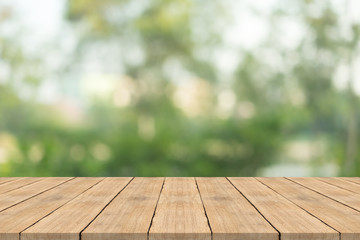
(0, 177, 359, 240)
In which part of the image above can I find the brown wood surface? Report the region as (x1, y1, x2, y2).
(289, 177, 360, 212)
(0, 178, 16, 185)
(0, 177, 71, 212)
(341, 177, 360, 185)
(22, 177, 132, 240)
(196, 177, 278, 240)
(0, 178, 102, 240)
(149, 177, 211, 240)
(0, 177, 359, 240)
(258, 177, 360, 240)
(82, 177, 164, 240)
(0, 178, 41, 195)
(228, 177, 338, 240)
(318, 177, 360, 193)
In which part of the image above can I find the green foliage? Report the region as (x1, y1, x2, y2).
(0, 0, 360, 176)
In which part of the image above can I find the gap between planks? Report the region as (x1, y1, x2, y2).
(258, 177, 360, 240)
(195, 177, 213, 240)
(286, 177, 360, 213)
(20, 178, 106, 237)
(0, 178, 358, 240)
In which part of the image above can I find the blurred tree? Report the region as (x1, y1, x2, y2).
(62, 0, 286, 176)
(0, 0, 359, 177)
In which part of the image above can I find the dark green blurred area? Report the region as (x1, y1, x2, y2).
(0, 0, 359, 176)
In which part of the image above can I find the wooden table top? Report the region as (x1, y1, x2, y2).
(0, 177, 359, 240)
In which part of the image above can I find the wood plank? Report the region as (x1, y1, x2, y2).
(0, 177, 357, 240)
(318, 178, 360, 194)
(82, 177, 164, 240)
(196, 177, 278, 240)
(228, 177, 338, 240)
(149, 178, 211, 240)
(0, 178, 16, 185)
(258, 177, 360, 240)
(22, 177, 132, 240)
(0, 178, 41, 194)
(0, 177, 72, 212)
(340, 177, 360, 185)
(289, 177, 360, 212)
(0, 177, 103, 240)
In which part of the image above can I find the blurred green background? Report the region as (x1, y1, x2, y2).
(0, 0, 359, 177)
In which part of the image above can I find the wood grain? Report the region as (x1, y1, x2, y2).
(0, 177, 102, 240)
(228, 177, 338, 240)
(196, 177, 278, 240)
(82, 177, 164, 240)
(289, 177, 360, 212)
(0, 178, 41, 194)
(22, 177, 132, 240)
(0, 178, 16, 185)
(0, 177, 71, 212)
(318, 177, 360, 193)
(258, 177, 360, 240)
(0, 177, 359, 240)
(341, 177, 360, 185)
(149, 178, 211, 240)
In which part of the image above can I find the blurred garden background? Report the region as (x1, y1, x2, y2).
(0, 0, 360, 177)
